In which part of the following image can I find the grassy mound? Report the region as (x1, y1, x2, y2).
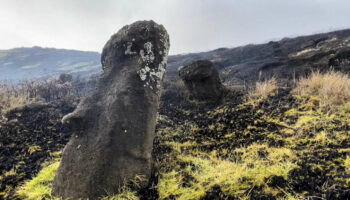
(13, 71, 350, 199)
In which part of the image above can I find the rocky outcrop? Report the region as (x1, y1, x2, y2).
(179, 60, 225, 102)
(52, 20, 170, 199)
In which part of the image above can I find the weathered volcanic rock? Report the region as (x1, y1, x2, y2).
(179, 60, 225, 102)
(52, 20, 170, 199)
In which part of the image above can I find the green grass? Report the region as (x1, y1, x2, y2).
(17, 162, 59, 200)
(16, 161, 139, 200)
(100, 188, 139, 200)
(157, 143, 298, 200)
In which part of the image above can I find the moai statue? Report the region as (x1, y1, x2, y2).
(52, 20, 170, 199)
(179, 60, 225, 102)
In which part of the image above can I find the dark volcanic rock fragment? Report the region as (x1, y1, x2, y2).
(179, 60, 225, 102)
(52, 20, 170, 199)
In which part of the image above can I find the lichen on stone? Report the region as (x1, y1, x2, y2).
(125, 42, 137, 55)
(140, 42, 155, 64)
(137, 37, 169, 90)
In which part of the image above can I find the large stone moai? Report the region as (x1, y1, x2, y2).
(52, 20, 170, 199)
(179, 60, 225, 102)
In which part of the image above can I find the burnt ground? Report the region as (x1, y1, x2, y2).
(1, 85, 350, 200)
(0, 102, 74, 199)
(149, 87, 350, 200)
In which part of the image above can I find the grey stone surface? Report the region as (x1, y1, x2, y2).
(179, 60, 225, 102)
(52, 20, 169, 199)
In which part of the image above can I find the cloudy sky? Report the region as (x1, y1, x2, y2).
(0, 0, 349, 55)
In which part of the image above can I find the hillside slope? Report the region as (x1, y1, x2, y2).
(167, 29, 350, 85)
(0, 47, 101, 81)
(12, 71, 350, 200)
(1, 29, 350, 83)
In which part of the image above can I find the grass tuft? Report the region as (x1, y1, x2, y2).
(293, 71, 350, 111)
(248, 77, 277, 103)
(0, 83, 32, 114)
(101, 188, 139, 200)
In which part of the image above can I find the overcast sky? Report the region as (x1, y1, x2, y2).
(0, 0, 350, 55)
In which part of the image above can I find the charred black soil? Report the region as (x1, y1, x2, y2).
(0, 102, 74, 199)
(2, 80, 350, 200)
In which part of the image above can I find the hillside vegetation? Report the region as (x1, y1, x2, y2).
(9, 71, 350, 200)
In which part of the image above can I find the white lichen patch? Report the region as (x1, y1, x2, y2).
(138, 67, 148, 81)
(125, 42, 137, 55)
(137, 42, 156, 85)
(156, 31, 170, 89)
(140, 42, 155, 63)
(137, 29, 169, 91)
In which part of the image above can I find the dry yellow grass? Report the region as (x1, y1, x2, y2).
(248, 77, 277, 102)
(293, 71, 350, 110)
(0, 83, 32, 114)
